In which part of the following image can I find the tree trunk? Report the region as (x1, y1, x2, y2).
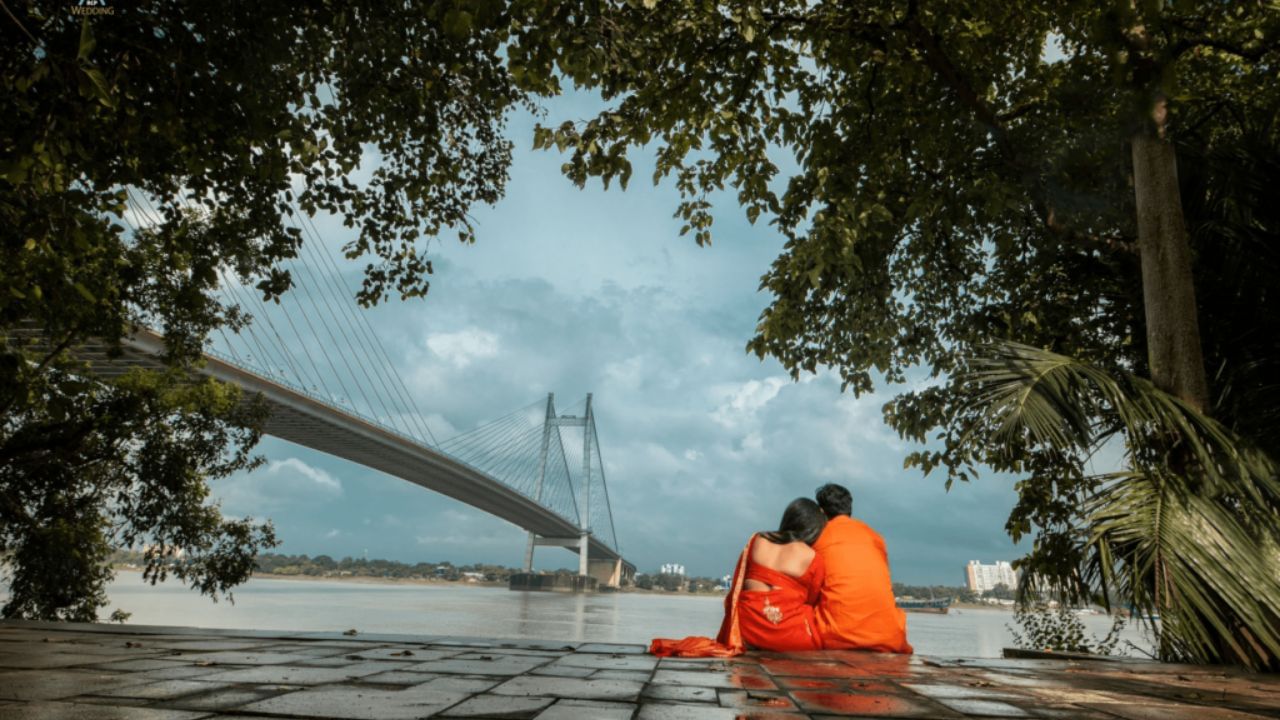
(1130, 131, 1210, 413)
(1133, 125, 1242, 665)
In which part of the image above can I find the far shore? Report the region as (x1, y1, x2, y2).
(110, 565, 729, 595)
(110, 567, 1017, 608)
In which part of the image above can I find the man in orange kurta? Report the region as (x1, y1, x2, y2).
(812, 483, 913, 653)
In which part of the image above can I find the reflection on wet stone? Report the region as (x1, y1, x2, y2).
(2, 622, 1278, 719)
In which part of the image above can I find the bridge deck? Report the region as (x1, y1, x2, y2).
(71, 329, 628, 568)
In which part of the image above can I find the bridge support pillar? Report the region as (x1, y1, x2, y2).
(587, 558, 622, 588)
(523, 532, 536, 572)
(578, 531, 590, 577)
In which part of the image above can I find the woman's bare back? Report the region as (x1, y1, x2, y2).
(743, 537, 815, 591)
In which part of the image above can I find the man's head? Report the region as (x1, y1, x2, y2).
(815, 483, 852, 518)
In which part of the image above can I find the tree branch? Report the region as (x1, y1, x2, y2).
(1172, 37, 1278, 63)
(0, 328, 82, 418)
(0, 0, 37, 46)
(997, 101, 1040, 123)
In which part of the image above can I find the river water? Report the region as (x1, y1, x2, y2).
(94, 575, 1155, 658)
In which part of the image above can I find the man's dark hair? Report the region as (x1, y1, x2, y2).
(761, 498, 827, 545)
(816, 483, 852, 517)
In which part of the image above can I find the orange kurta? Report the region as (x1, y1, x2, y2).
(813, 515, 913, 654)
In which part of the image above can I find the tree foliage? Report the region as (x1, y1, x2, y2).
(505, 0, 1280, 663)
(4, 0, 1278, 652)
(1009, 605, 1125, 656)
(1, 2, 522, 619)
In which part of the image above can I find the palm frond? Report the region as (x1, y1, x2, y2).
(968, 342, 1280, 515)
(1083, 472, 1280, 666)
(967, 341, 1280, 669)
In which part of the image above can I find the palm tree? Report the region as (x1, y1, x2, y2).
(968, 341, 1280, 669)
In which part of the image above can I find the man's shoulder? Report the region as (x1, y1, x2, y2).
(849, 516, 885, 538)
(817, 515, 884, 546)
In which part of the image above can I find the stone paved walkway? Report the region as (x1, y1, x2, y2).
(1, 620, 1277, 719)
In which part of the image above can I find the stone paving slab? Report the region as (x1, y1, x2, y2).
(0, 701, 214, 719)
(538, 699, 637, 719)
(1, 620, 1278, 719)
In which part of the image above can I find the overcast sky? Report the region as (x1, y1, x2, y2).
(205, 90, 1029, 586)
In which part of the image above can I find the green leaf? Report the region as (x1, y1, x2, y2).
(78, 19, 96, 61)
(81, 67, 114, 108)
(444, 9, 473, 37)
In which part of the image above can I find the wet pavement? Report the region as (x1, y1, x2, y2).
(0, 620, 1277, 718)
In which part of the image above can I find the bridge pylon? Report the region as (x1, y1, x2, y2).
(522, 393, 613, 586)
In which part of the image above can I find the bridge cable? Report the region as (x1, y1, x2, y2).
(581, 410, 617, 550)
(482, 428, 541, 499)
(553, 420, 581, 526)
(438, 411, 527, 457)
(437, 400, 544, 455)
(294, 207, 439, 446)
(292, 212, 423, 442)
(448, 409, 537, 476)
(215, 269, 291, 379)
(156, 186, 370, 420)
(281, 212, 408, 438)
(143, 189, 330, 400)
(593, 435, 620, 552)
(124, 191, 284, 381)
(274, 238, 393, 429)
(185, 207, 344, 405)
(490, 426, 547, 498)
(544, 427, 576, 522)
(117, 207, 247, 371)
(443, 408, 552, 501)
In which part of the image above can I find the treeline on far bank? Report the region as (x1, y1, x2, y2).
(634, 573, 982, 602)
(108, 550, 987, 600)
(110, 549, 539, 582)
(893, 583, 991, 603)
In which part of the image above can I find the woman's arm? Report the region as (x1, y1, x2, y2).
(805, 553, 826, 606)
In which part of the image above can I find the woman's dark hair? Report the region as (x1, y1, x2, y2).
(761, 498, 827, 545)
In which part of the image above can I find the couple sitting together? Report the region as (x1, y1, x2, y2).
(651, 483, 912, 657)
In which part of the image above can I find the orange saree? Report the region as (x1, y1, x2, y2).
(649, 534, 825, 657)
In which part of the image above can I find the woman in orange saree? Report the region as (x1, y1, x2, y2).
(650, 498, 827, 657)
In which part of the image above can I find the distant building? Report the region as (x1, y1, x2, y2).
(141, 544, 184, 559)
(965, 560, 1018, 593)
(660, 563, 685, 576)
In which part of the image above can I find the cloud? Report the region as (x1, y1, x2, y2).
(216, 455, 343, 517)
(710, 376, 789, 428)
(426, 328, 500, 369)
(267, 458, 342, 492)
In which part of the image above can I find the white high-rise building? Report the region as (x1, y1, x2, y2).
(660, 563, 685, 576)
(965, 560, 1018, 593)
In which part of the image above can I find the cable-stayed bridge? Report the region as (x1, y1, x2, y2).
(80, 193, 634, 588)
